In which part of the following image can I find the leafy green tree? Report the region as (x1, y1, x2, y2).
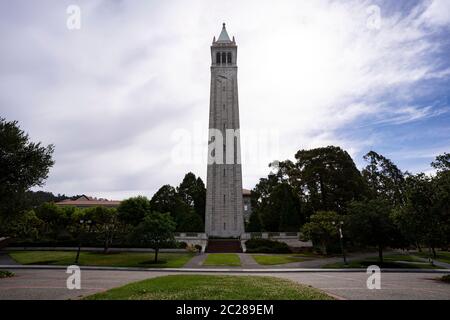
(257, 183, 303, 231)
(1, 209, 43, 241)
(362, 151, 405, 206)
(431, 153, 450, 172)
(431, 153, 450, 248)
(250, 174, 283, 231)
(396, 173, 447, 257)
(84, 207, 119, 253)
(23, 191, 70, 209)
(301, 211, 339, 255)
(150, 185, 199, 231)
(177, 173, 206, 222)
(117, 196, 151, 226)
(0, 118, 54, 220)
(177, 211, 204, 232)
(34, 203, 70, 238)
(246, 210, 262, 232)
(132, 212, 176, 263)
(346, 199, 396, 263)
(291, 146, 366, 214)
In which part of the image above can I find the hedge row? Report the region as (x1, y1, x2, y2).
(244, 239, 291, 253)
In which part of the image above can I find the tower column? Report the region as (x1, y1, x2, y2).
(205, 24, 244, 238)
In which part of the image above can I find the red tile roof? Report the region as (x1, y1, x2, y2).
(56, 195, 121, 207)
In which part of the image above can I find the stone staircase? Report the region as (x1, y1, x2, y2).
(206, 239, 242, 253)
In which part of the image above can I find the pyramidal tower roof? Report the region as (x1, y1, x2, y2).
(216, 23, 232, 43)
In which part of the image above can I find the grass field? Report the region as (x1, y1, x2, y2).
(415, 251, 450, 264)
(323, 254, 439, 269)
(251, 254, 309, 265)
(8, 251, 194, 268)
(84, 275, 333, 300)
(202, 253, 241, 266)
(0, 270, 14, 278)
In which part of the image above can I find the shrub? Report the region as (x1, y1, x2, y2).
(441, 275, 450, 283)
(0, 270, 14, 278)
(178, 241, 188, 249)
(245, 239, 291, 253)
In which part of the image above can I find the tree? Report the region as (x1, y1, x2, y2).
(250, 174, 284, 231)
(395, 173, 447, 257)
(84, 207, 119, 253)
(301, 211, 339, 255)
(23, 191, 70, 209)
(132, 212, 176, 263)
(34, 202, 70, 238)
(291, 146, 366, 213)
(150, 185, 199, 231)
(0, 209, 43, 241)
(0, 118, 54, 220)
(346, 199, 396, 263)
(431, 153, 450, 248)
(177, 172, 206, 222)
(431, 153, 450, 172)
(258, 183, 303, 231)
(362, 151, 405, 206)
(274, 183, 303, 231)
(246, 210, 262, 232)
(117, 196, 151, 226)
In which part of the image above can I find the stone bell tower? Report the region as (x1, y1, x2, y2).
(205, 23, 245, 238)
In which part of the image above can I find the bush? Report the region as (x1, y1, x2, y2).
(245, 239, 291, 253)
(441, 275, 450, 283)
(0, 270, 14, 278)
(178, 241, 188, 249)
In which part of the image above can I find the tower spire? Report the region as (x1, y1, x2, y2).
(217, 22, 232, 43)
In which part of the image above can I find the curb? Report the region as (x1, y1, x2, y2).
(1, 265, 450, 273)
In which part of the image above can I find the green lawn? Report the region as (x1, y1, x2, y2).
(0, 270, 14, 278)
(252, 254, 308, 265)
(415, 251, 450, 264)
(8, 251, 194, 268)
(85, 275, 333, 300)
(203, 253, 241, 266)
(323, 254, 439, 269)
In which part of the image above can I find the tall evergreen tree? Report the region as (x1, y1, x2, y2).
(362, 151, 405, 206)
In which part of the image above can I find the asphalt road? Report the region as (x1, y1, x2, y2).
(1, 268, 449, 300)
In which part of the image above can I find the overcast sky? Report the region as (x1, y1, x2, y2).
(1, 0, 449, 200)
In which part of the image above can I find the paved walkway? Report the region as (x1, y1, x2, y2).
(1, 268, 449, 300)
(0, 253, 18, 265)
(276, 251, 383, 268)
(183, 254, 208, 268)
(182, 253, 260, 268)
(411, 255, 450, 269)
(238, 253, 259, 268)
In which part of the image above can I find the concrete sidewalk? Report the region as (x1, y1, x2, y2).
(0, 253, 18, 266)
